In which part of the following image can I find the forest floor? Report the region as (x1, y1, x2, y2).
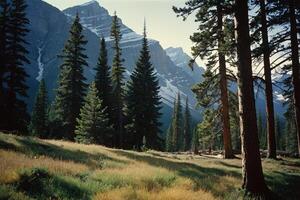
(0, 132, 300, 200)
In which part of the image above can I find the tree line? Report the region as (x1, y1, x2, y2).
(174, 0, 300, 197)
(0, 0, 162, 150)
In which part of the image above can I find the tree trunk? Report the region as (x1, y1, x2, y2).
(289, 0, 300, 157)
(234, 0, 268, 195)
(217, 4, 234, 159)
(259, 0, 277, 159)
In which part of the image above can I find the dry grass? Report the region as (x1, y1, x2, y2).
(0, 150, 88, 183)
(94, 186, 216, 200)
(0, 133, 299, 200)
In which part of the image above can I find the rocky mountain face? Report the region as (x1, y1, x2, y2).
(23, 0, 204, 131)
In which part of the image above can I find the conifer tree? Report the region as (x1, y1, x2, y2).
(125, 23, 162, 150)
(28, 79, 48, 138)
(171, 93, 183, 151)
(0, 0, 10, 124)
(191, 128, 199, 154)
(165, 125, 173, 152)
(4, 0, 30, 132)
(251, 0, 277, 159)
(257, 112, 266, 149)
(110, 12, 125, 148)
(183, 97, 191, 151)
(174, 0, 235, 158)
(95, 37, 113, 122)
(50, 14, 88, 140)
(75, 82, 111, 145)
(235, 0, 268, 194)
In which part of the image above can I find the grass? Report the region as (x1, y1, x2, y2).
(0, 133, 299, 200)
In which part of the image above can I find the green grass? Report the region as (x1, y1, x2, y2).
(0, 132, 299, 200)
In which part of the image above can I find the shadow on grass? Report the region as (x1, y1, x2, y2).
(0, 136, 129, 169)
(109, 150, 241, 198)
(15, 168, 90, 200)
(218, 161, 241, 169)
(265, 171, 300, 200)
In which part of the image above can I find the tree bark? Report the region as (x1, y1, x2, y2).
(259, 0, 277, 159)
(217, 4, 234, 159)
(234, 0, 268, 194)
(289, 0, 300, 157)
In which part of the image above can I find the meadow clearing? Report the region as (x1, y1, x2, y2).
(0, 132, 299, 200)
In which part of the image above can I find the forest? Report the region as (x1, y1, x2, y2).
(0, 0, 300, 199)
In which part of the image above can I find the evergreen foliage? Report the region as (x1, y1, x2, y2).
(28, 79, 48, 138)
(172, 93, 183, 151)
(125, 24, 162, 150)
(257, 112, 267, 149)
(94, 37, 113, 122)
(174, 0, 235, 158)
(183, 97, 191, 151)
(0, 0, 30, 132)
(75, 82, 112, 145)
(191, 128, 199, 154)
(165, 125, 173, 152)
(50, 14, 88, 140)
(0, 0, 10, 122)
(110, 12, 125, 148)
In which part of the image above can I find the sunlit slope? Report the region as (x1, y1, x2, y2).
(0, 133, 299, 200)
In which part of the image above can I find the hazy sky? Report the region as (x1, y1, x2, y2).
(43, 0, 202, 64)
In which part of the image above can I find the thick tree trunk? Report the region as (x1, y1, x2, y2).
(259, 0, 277, 159)
(217, 4, 234, 159)
(289, 0, 300, 157)
(234, 0, 268, 195)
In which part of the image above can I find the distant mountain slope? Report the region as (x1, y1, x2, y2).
(22, 0, 204, 131)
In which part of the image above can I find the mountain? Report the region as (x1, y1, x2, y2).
(22, 0, 204, 132)
(165, 47, 204, 83)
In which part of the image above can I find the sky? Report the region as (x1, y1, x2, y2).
(43, 0, 203, 65)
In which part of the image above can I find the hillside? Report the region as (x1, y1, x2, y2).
(0, 133, 299, 200)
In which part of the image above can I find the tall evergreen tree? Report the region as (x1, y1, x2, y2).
(75, 82, 111, 145)
(183, 97, 191, 151)
(125, 23, 162, 150)
(50, 14, 88, 140)
(174, 0, 235, 158)
(110, 12, 125, 148)
(288, 0, 300, 156)
(171, 93, 183, 151)
(235, 0, 268, 195)
(165, 125, 173, 152)
(257, 112, 266, 149)
(95, 37, 113, 120)
(28, 79, 48, 138)
(4, 0, 30, 132)
(0, 0, 10, 124)
(251, 0, 277, 159)
(191, 128, 199, 154)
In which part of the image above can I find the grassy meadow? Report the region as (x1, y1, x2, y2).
(0, 132, 299, 200)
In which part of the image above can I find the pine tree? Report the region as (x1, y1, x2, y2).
(125, 23, 162, 150)
(95, 37, 113, 122)
(165, 125, 173, 152)
(275, 115, 283, 151)
(235, 0, 268, 194)
(28, 79, 48, 138)
(183, 97, 191, 151)
(0, 0, 10, 125)
(171, 93, 183, 152)
(75, 82, 111, 145)
(4, 0, 30, 132)
(191, 128, 199, 154)
(257, 112, 266, 149)
(197, 109, 218, 153)
(50, 14, 88, 140)
(110, 12, 125, 148)
(174, 0, 235, 158)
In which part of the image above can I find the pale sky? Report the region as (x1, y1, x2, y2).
(43, 0, 203, 65)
